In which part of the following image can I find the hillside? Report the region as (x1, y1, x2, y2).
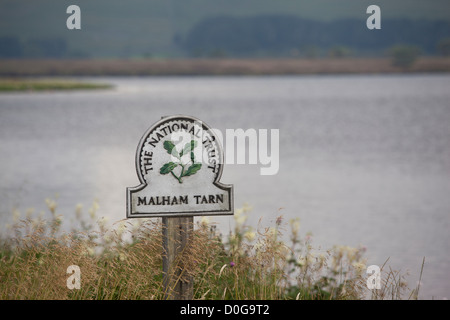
(0, 0, 449, 58)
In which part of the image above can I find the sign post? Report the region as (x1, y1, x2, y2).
(126, 115, 233, 299)
(162, 216, 193, 299)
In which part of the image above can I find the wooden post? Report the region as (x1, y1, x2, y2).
(162, 216, 194, 300)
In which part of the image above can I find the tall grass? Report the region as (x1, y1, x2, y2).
(0, 199, 422, 300)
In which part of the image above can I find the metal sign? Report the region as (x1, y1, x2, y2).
(127, 115, 234, 218)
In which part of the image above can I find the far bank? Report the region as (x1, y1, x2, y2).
(1, 57, 450, 77)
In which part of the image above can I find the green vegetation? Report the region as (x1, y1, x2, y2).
(388, 45, 421, 69)
(182, 16, 450, 58)
(328, 46, 353, 58)
(437, 38, 450, 56)
(0, 200, 423, 300)
(0, 78, 112, 92)
(160, 140, 202, 184)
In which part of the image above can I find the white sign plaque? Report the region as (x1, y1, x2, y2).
(127, 115, 234, 218)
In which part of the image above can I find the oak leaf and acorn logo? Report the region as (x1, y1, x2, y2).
(159, 139, 202, 183)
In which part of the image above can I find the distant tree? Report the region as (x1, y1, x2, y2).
(388, 44, 421, 69)
(0, 36, 23, 58)
(437, 38, 450, 56)
(301, 45, 320, 58)
(23, 37, 67, 58)
(208, 48, 228, 58)
(182, 15, 450, 58)
(328, 45, 352, 58)
(67, 49, 90, 58)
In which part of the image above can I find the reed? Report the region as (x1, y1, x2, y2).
(0, 199, 423, 300)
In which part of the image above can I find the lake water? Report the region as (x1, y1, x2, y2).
(1, 74, 449, 299)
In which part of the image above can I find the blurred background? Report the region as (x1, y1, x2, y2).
(0, 0, 449, 299)
(1, 0, 450, 59)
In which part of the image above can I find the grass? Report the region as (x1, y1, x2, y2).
(0, 78, 112, 92)
(0, 200, 424, 300)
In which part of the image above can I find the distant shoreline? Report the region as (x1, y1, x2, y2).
(1, 57, 450, 77)
(0, 78, 112, 92)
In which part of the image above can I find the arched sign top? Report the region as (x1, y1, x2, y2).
(127, 115, 234, 218)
